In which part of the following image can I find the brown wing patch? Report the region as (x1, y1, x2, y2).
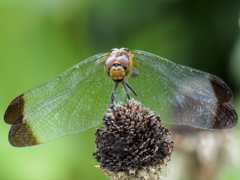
(4, 94, 24, 124)
(210, 75, 232, 102)
(9, 117, 41, 147)
(210, 103, 238, 129)
(209, 75, 238, 129)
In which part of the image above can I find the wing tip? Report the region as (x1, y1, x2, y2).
(210, 103, 238, 130)
(4, 94, 24, 124)
(210, 75, 233, 103)
(9, 122, 41, 147)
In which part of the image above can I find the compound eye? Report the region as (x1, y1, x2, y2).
(120, 47, 129, 51)
(105, 57, 117, 67)
(116, 57, 129, 66)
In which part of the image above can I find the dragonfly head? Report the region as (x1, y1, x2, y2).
(105, 48, 134, 82)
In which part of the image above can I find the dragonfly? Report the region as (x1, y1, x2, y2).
(4, 48, 238, 147)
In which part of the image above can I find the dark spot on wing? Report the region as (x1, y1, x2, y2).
(9, 117, 40, 147)
(209, 75, 238, 129)
(210, 103, 238, 129)
(4, 94, 25, 124)
(210, 75, 232, 103)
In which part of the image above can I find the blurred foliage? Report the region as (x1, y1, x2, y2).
(0, 0, 240, 180)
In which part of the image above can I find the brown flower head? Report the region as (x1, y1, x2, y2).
(93, 100, 174, 179)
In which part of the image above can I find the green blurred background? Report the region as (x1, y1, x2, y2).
(1, 0, 240, 180)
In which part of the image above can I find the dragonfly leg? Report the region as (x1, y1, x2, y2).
(123, 81, 140, 102)
(122, 81, 131, 100)
(108, 82, 119, 106)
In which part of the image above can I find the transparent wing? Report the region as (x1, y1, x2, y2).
(4, 53, 113, 146)
(126, 50, 237, 129)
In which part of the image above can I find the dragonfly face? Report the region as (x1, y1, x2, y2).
(4, 48, 238, 147)
(104, 48, 134, 82)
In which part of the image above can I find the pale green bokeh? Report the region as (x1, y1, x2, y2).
(0, 0, 239, 180)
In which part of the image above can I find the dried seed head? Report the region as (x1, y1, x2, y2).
(93, 100, 174, 180)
